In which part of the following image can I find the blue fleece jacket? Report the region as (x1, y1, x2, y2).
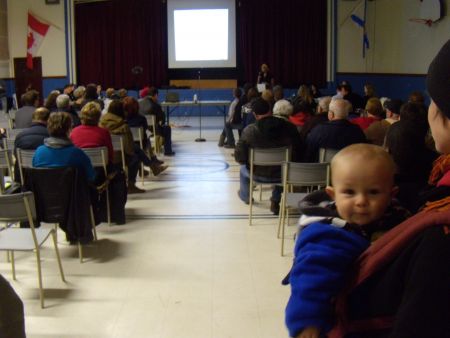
(285, 222, 369, 337)
(33, 144, 96, 182)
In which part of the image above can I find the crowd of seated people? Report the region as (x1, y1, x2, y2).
(2, 41, 450, 338)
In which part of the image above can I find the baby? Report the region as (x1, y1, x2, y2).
(285, 143, 409, 338)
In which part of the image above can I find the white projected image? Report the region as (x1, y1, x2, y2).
(174, 9, 228, 61)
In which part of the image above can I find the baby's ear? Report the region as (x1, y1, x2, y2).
(391, 186, 399, 197)
(325, 186, 335, 200)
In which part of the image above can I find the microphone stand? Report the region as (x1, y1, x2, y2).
(195, 69, 206, 142)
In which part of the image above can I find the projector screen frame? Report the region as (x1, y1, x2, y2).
(167, 0, 237, 69)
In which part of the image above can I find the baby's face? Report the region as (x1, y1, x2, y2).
(327, 160, 396, 226)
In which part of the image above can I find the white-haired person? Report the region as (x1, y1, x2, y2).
(272, 99, 293, 121)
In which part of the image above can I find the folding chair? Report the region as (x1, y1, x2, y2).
(2, 137, 15, 151)
(110, 134, 127, 176)
(319, 148, 339, 163)
(81, 147, 111, 227)
(0, 149, 13, 194)
(278, 162, 330, 256)
(16, 148, 35, 185)
(25, 167, 97, 263)
(130, 126, 145, 184)
(0, 192, 66, 308)
(145, 115, 163, 154)
(248, 147, 290, 225)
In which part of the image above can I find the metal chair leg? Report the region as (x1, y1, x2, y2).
(259, 185, 263, 201)
(11, 251, 16, 280)
(249, 183, 254, 226)
(90, 206, 98, 241)
(106, 189, 111, 227)
(78, 242, 83, 263)
(51, 232, 66, 282)
(34, 249, 44, 308)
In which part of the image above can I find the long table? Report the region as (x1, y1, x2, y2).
(161, 100, 231, 124)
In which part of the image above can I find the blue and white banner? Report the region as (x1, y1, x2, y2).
(350, 0, 369, 58)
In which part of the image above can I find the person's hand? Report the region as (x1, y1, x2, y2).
(296, 326, 320, 338)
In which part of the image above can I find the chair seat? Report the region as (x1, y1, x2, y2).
(0, 228, 53, 251)
(285, 192, 309, 209)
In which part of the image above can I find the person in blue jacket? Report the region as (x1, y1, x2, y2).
(285, 144, 409, 338)
(33, 112, 96, 182)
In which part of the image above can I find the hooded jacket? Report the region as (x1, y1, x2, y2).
(234, 115, 301, 177)
(99, 112, 134, 160)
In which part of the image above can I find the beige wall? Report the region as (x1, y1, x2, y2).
(6, 0, 66, 77)
(338, 0, 450, 74)
(0, 0, 9, 78)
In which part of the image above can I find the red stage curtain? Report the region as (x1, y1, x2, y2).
(75, 0, 327, 88)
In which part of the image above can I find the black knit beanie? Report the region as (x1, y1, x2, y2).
(426, 39, 450, 119)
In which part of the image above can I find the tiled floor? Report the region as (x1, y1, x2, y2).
(1, 117, 298, 338)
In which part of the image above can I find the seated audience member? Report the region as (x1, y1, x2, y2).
(83, 83, 105, 110)
(339, 83, 364, 113)
(234, 98, 301, 214)
(384, 98, 402, 124)
(100, 99, 146, 193)
(44, 90, 60, 112)
(285, 144, 409, 338)
(325, 39, 450, 338)
(362, 98, 391, 146)
(33, 112, 96, 182)
(303, 99, 366, 162)
(71, 101, 127, 224)
(362, 83, 376, 107)
(273, 85, 284, 102)
(408, 90, 426, 106)
(123, 96, 167, 175)
(63, 83, 75, 101)
(102, 87, 116, 115)
(289, 101, 314, 132)
(14, 107, 50, 151)
(218, 88, 242, 148)
(56, 94, 81, 127)
(0, 274, 25, 338)
(299, 96, 332, 143)
(15, 90, 39, 128)
(310, 84, 322, 99)
(141, 87, 175, 156)
(352, 97, 384, 130)
(241, 87, 260, 128)
(292, 84, 316, 113)
(72, 85, 86, 110)
(70, 102, 114, 164)
(273, 99, 293, 121)
(245, 89, 275, 126)
(117, 88, 127, 100)
(257, 63, 275, 88)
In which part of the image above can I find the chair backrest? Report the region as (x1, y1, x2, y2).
(110, 134, 126, 172)
(0, 191, 36, 222)
(81, 147, 108, 171)
(145, 115, 157, 136)
(319, 148, 339, 163)
(0, 148, 12, 170)
(130, 126, 144, 143)
(17, 148, 35, 186)
(282, 162, 330, 187)
(16, 148, 35, 169)
(0, 96, 7, 115)
(250, 147, 290, 166)
(6, 128, 25, 140)
(2, 138, 15, 151)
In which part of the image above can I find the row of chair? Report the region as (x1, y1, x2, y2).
(247, 147, 338, 256)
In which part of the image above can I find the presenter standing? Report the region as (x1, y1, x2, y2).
(257, 63, 275, 89)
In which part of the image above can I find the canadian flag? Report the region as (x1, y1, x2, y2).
(27, 13, 50, 69)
